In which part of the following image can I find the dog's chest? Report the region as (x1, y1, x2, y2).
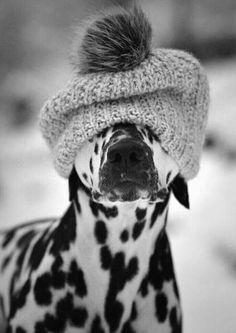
(0, 197, 181, 333)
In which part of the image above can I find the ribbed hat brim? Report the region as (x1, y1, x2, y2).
(41, 92, 205, 179)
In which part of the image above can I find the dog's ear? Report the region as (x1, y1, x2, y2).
(68, 167, 80, 202)
(170, 174, 190, 209)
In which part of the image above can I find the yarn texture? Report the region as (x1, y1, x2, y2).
(39, 7, 209, 180)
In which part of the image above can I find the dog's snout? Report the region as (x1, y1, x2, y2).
(99, 132, 158, 201)
(107, 141, 145, 169)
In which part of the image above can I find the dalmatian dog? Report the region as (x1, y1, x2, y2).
(0, 123, 189, 333)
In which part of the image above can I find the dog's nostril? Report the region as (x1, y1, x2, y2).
(129, 151, 144, 163)
(107, 140, 146, 168)
(108, 151, 122, 164)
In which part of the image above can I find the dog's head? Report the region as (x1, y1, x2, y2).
(69, 123, 189, 208)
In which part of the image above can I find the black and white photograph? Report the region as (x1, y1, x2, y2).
(0, 0, 236, 332)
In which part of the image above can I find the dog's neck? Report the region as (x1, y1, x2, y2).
(62, 183, 171, 331)
(72, 184, 170, 254)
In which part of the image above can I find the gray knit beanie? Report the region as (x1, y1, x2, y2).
(39, 6, 209, 180)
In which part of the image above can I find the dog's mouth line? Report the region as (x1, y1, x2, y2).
(113, 180, 145, 188)
(92, 186, 169, 203)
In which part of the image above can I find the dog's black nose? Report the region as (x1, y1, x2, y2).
(107, 140, 146, 170)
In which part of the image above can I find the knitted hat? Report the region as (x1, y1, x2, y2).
(39, 6, 209, 180)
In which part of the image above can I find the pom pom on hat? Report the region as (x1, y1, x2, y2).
(71, 6, 152, 73)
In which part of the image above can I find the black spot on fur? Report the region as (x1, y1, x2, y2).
(173, 279, 180, 300)
(140, 129, 146, 137)
(105, 252, 139, 331)
(94, 220, 108, 244)
(69, 166, 90, 201)
(105, 252, 126, 331)
(16, 327, 26, 333)
(102, 140, 106, 151)
(135, 207, 147, 220)
(155, 292, 168, 323)
(52, 270, 66, 289)
(82, 173, 88, 181)
(2, 229, 16, 248)
(121, 322, 135, 333)
(90, 200, 118, 219)
(36, 292, 88, 331)
(121, 302, 137, 333)
(50, 204, 76, 256)
(105, 298, 124, 333)
(28, 227, 51, 272)
(169, 307, 181, 333)
(6, 326, 12, 333)
(8, 271, 30, 319)
(94, 143, 99, 155)
(67, 260, 87, 297)
(90, 158, 94, 174)
(91, 315, 105, 333)
(90, 200, 101, 217)
(34, 273, 52, 306)
(147, 131, 154, 143)
(51, 255, 63, 272)
(100, 245, 112, 270)
(163, 210, 169, 229)
(139, 275, 149, 297)
(70, 307, 88, 327)
(17, 229, 36, 249)
(44, 313, 65, 332)
(17, 279, 31, 307)
(166, 171, 171, 184)
(51, 255, 66, 289)
(56, 293, 73, 323)
(9, 277, 16, 318)
(9, 279, 31, 319)
(74, 197, 81, 214)
(150, 193, 170, 228)
(35, 322, 47, 333)
(15, 229, 38, 277)
(1, 254, 12, 271)
(126, 257, 139, 281)
(120, 229, 129, 243)
(131, 302, 137, 321)
(93, 191, 102, 201)
(132, 220, 145, 240)
(148, 231, 175, 291)
(54, 292, 88, 328)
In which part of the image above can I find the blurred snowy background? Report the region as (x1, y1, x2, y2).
(0, 0, 236, 332)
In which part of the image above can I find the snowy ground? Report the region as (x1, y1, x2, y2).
(0, 59, 236, 332)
